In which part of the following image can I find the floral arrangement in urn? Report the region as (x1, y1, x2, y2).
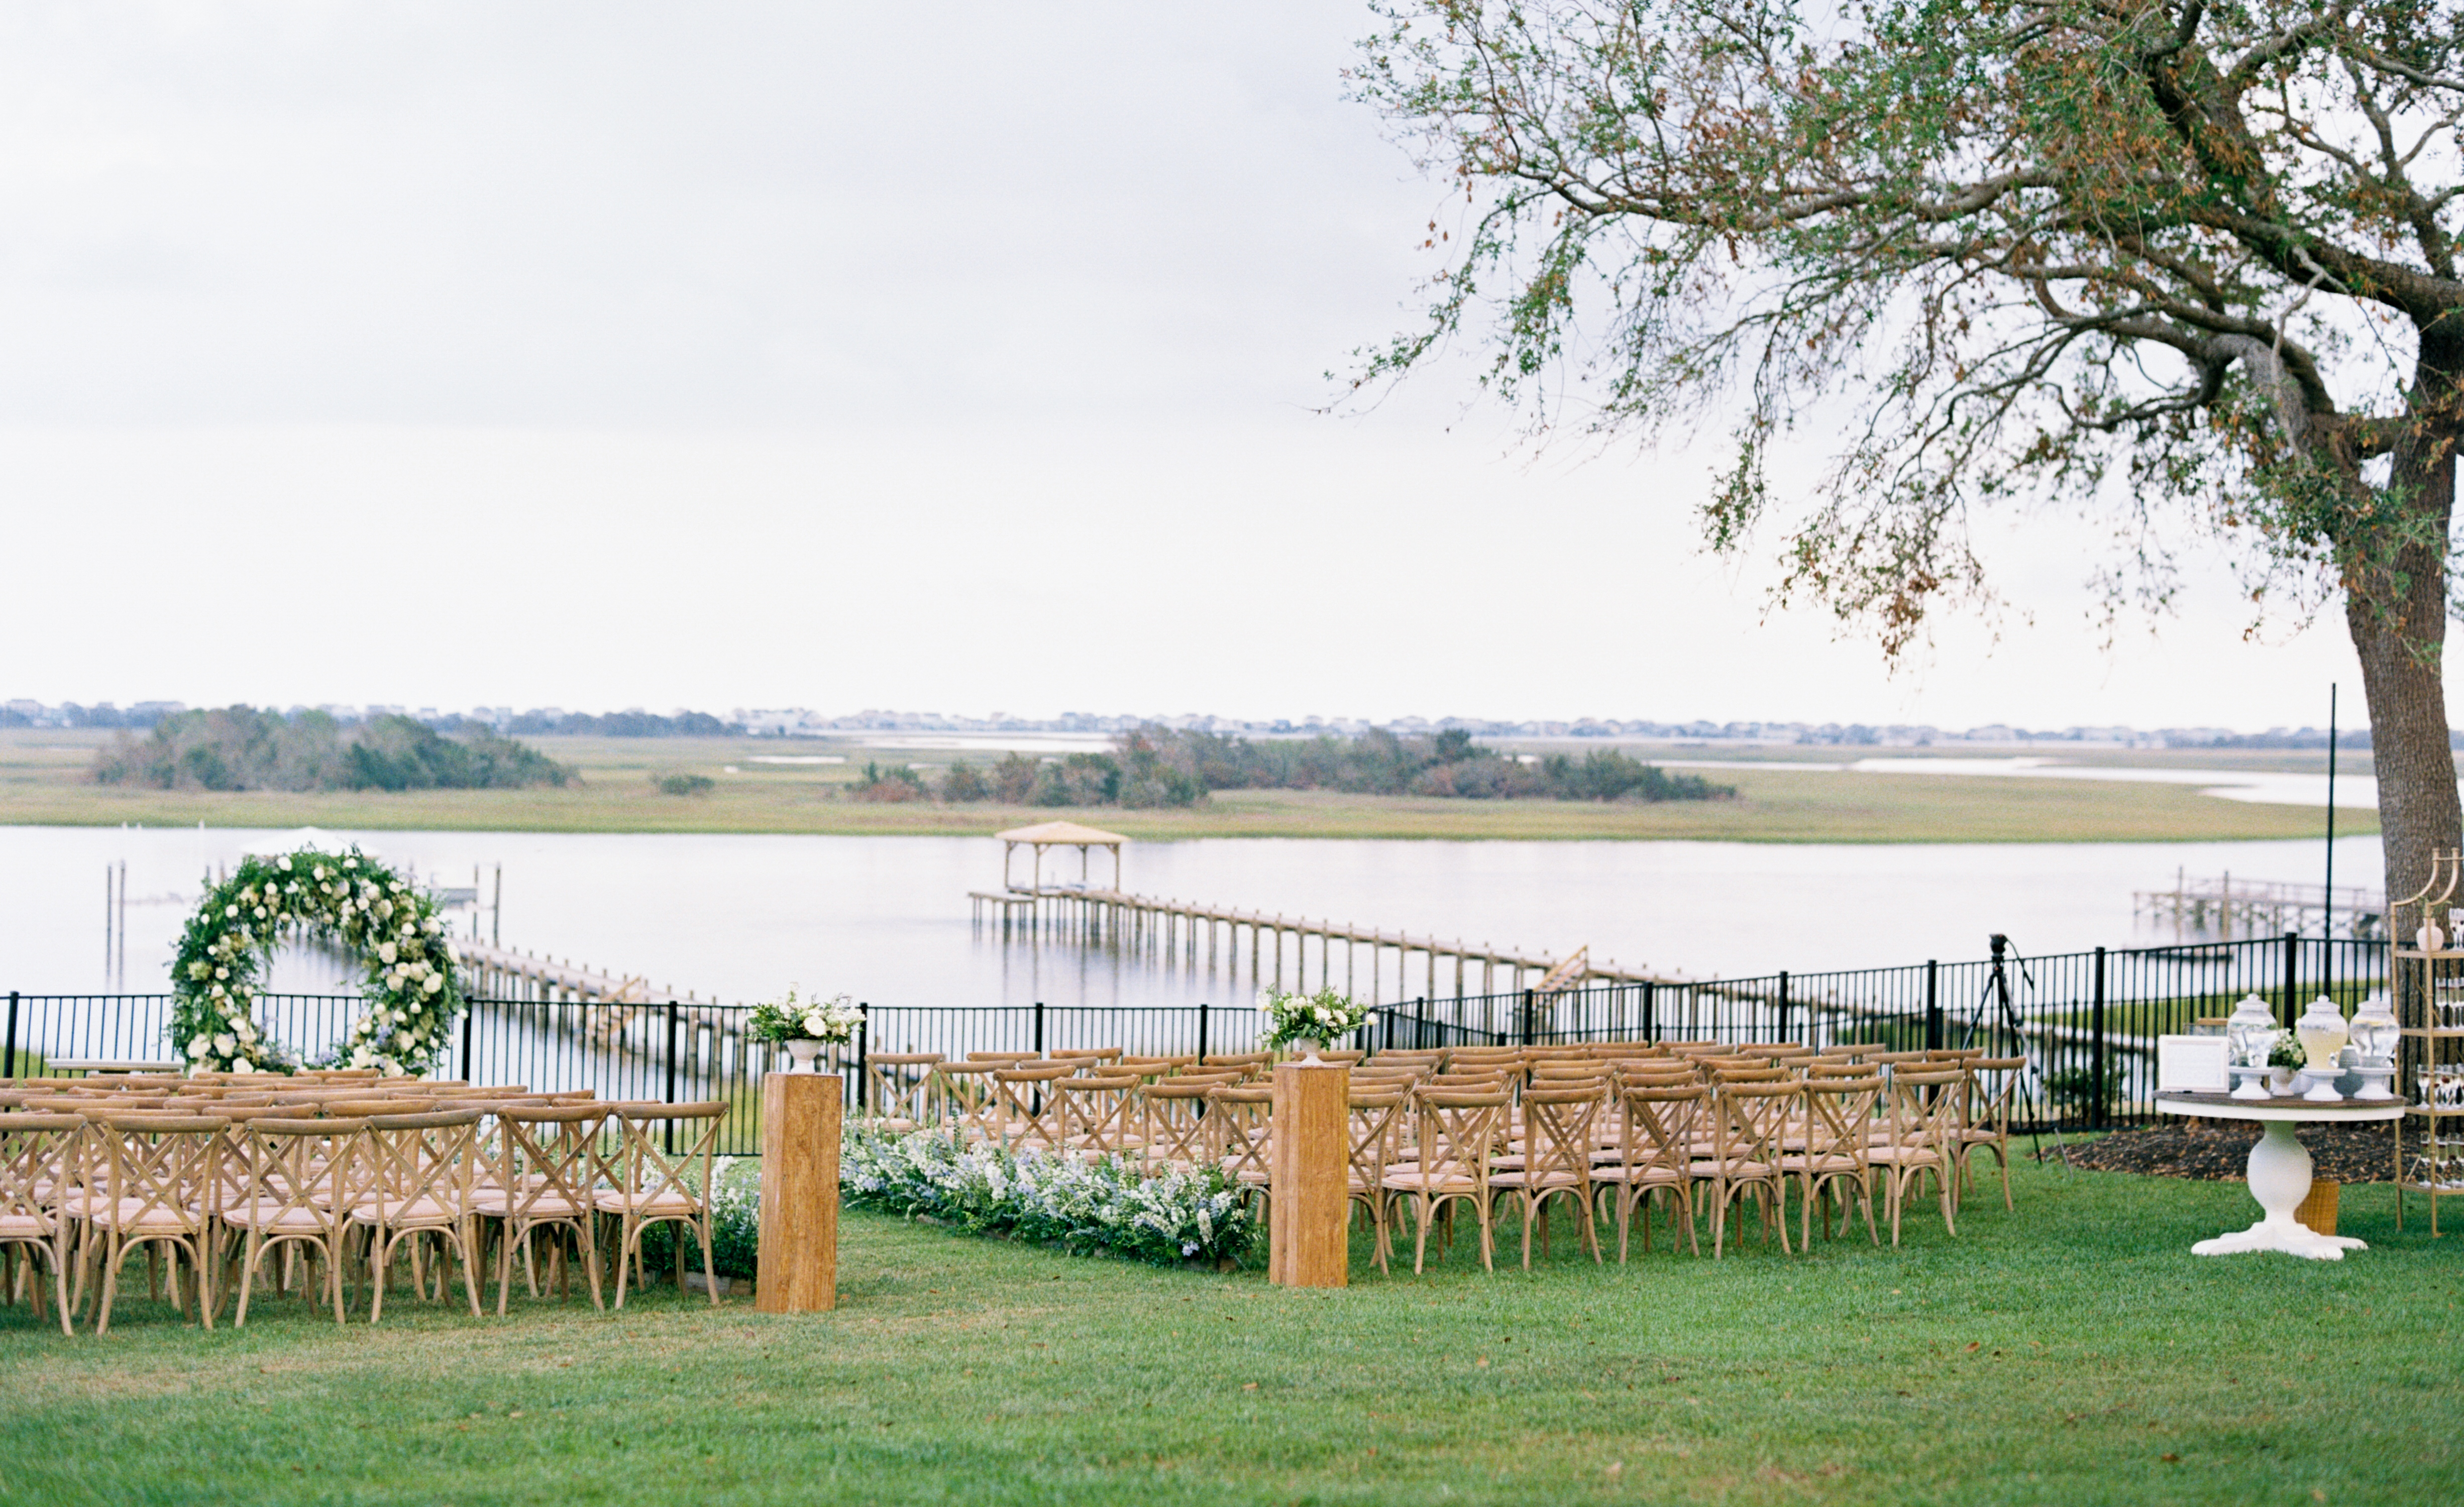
(1259, 986, 1369, 1058)
(747, 987, 864, 1070)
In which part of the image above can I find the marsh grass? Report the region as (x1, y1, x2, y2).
(0, 731, 2364, 843)
(1, 1159, 2455, 1505)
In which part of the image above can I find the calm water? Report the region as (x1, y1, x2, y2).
(1, 824, 2380, 1012)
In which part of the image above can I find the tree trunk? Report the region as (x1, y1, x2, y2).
(2345, 397, 2461, 940)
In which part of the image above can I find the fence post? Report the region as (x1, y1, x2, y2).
(4, 990, 17, 1079)
(459, 998, 476, 1082)
(855, 1003, 871, 1112)
(1415, 995, 1427, 1048)
(1642, 979, 1656, 1043)
(2281, 929, 2299, 1025)
(1924, 960, 1942, 1051)
(664, 1000, 681, 1155)
(1777, 972, 1791, 1043)
(1197, 1000, 1210, 1061)
(2091, 946, 2108, 1133)
(1033, 1000, 1045, 1056)
(1521, 989, 1536, 1047)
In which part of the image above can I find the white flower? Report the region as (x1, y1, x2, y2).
(378, 941, 398, 964)
(350, 1045, 373, 1067)
(231, 1058, 255, 1074)
(278, 855, 293, 872)
(214, 1033, 236, 1055)
(422, 974, 443, 994)
(343, 857, 357, 869)
(186, 1037, 209, 1059)
(225, 904, 240, 918)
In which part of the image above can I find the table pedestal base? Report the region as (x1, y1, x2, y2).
(2191, 1120, 2368, 1260)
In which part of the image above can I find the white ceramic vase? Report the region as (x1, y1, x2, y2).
(1291, 1037, 1325, 1064)
(783, 1037, 823, 1072)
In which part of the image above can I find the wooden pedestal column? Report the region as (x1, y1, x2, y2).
(756, 1071, 840, 1313)
(1269, 1061, 1349, 1288)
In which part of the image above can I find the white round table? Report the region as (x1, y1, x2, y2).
(2154, 1094, 2405, 1260)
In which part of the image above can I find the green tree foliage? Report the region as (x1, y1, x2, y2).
(848, 760, 929, 803)
(652, 772, 716, 796)
(937, 759, 993, 802)
(1123, 725, 1730, 802)
(1349, 0, 2464, 901)
(92, 709, 574, 793)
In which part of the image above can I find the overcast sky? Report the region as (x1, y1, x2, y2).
(0, 2, 2371, 730)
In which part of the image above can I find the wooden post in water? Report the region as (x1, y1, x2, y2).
(756, 1071, 840, 1313)
(1269, 1058, 1349, 1287)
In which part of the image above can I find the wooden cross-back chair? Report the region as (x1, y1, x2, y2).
(0, 1112, 82, 1333)
(347, 1108, 485, 1324)
(1872, 1069, 1964, 1245)
(1206, 1084, 1274, 1214)
(1344, 1085, 1409, 1274)
(594, 1101, 726, 1308)
(1785, 1077, 1882, 1248)
(1137, 1082, 1217, 1174)
(1056, 1075, 1142, 1158)
(1704, 1082, 1799, 1258)
(1596, 1084, 1704, 1260)
(1491, 1084, 1605, 1269)
(474, 1103, 607, 1315)
(228, 1116, 371, 1327)
(1955, 1056, 2028, 1211)
(85, 1114, 226, 1334)
(993, 1065, 1074, 1154)
(929, 1061, 1008, 1140)
(862, 1052, 944, 1133)
(1381, 1088, 1508, 1273)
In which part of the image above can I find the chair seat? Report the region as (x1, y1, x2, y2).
(1689, 1159, 1774, 1179)
(1778, 1153, 1866, 1175)
(1490, 1169, 1588, 1191)
(1589, 1165, 1681, 1187)
(0, 1213, 54, 1238)
(92, 1200, 201, 1234)
(592, 1190, 697, 1216)
(473, 1192, 592, 1219)
(1868, 1147, 1942, 1167)
(348, 1197, 461, 1226)
(226, 1204, 333, 1234)
(1381, 1168, 1482, 1193)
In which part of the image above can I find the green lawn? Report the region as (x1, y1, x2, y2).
(1, 1159, 2456, 1505)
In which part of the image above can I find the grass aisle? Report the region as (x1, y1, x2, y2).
(1, 1160, 2455, 1505)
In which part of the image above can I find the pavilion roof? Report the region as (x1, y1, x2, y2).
(994, 821, 1128, 846)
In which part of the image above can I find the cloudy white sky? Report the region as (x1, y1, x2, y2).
(0, 2, 2372, 729)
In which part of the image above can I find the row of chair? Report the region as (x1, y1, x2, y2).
(0, 1072, 725, 1334)
(855, 1041, 2025, 1273)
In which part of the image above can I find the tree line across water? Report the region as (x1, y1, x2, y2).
(850, 725, 1735, 808)
(91, 708, 575, 792)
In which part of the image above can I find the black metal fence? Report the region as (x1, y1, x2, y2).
(3, 931, 2391, 1155)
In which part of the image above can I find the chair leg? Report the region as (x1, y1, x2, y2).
(96, 1233, 124, 1337)
(235, 1231, 262, 1328)
(697, 1218, 717, 1305)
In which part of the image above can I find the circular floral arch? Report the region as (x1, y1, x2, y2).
(171, 845, 463, 1076)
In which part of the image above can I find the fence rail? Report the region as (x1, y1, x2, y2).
(3, 932, 2390, 1156)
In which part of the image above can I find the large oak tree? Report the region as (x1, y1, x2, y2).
(1351, 0, 2464, 912)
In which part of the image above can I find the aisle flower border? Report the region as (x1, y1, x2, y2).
(840, 1126, 1254, 1268)
(170, 845, 463, 1075)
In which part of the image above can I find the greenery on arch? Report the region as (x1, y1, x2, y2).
(170, 846, 463, 1076)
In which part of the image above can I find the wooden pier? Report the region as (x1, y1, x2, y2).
(2133, 870, 2386, 941)
(969, 885, 1681, 1000)
(449, 939, 741, 1049)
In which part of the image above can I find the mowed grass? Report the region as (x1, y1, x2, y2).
(1, 1159, 2455, 1506)
(0, 731, 2365, 843)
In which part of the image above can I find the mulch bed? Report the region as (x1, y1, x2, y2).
(2032, 1121, 2399, 1183)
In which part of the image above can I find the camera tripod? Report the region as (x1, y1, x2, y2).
(1960, 933, 2066, 1167)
